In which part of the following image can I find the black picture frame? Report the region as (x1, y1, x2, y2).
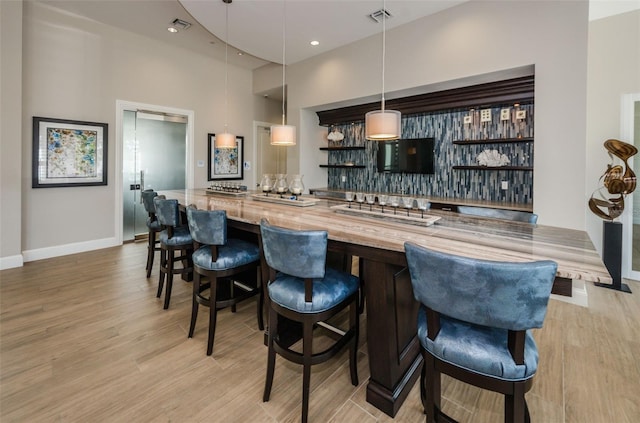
(32, 116, 108, 188)
(207, 133, 244, 181)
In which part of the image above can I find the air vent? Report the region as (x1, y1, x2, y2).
(369, 9, 392, 23)
(171, 18, 192, 30)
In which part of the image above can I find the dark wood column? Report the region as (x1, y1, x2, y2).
(362, 258, 422, 417)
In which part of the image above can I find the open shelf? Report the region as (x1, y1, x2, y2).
(453, 165, 533, 171)
(320, 146, 366, 151)
(320, 164, 365, 169)
(452, 137, 533, 145)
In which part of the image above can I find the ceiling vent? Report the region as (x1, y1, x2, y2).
(171, 18, 192, 30)
(369, 9, 392, 23)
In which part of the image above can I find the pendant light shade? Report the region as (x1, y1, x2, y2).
(270, 124, 296, 146)
(365, 109, 401, 140)
(270, 0, 296, 146)
(215, 132, 236, 148)
(215, 0, 236, 149)
(365, 0, 401, 141)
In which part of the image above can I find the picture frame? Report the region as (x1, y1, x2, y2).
(32, 116, 108, 188)
(208, 133, 244, 181)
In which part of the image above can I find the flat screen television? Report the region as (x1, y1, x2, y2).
(376, 138, 435, 174)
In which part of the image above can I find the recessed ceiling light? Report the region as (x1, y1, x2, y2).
(167, 27, 179, 33)
(310, 40, 319, 46)
(237, 51, 244, 56)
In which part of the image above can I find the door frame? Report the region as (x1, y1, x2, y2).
(621, 93, 640, 280)
(115, 100, 195, 245)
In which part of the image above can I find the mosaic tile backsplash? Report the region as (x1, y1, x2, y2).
(324, 104, 534, 204)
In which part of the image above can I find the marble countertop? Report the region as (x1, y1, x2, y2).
(161, 189, 611, 284)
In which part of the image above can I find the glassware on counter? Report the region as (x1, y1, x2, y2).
(345, 191, 354, 208)
(365, 193, 376, 211)
(378, 194, 388, 213)
(388, 196, 400, 215)
(402, 196, 414, 216)
(355, 192, 365, 210)
(415, 198, 430, 218)
(289, 174, 305, 197)
(275, 174, 288, 196)
(260, 174, 274, 196)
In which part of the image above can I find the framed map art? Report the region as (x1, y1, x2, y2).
(208, 133, 244, 180)
(32, 116, 108, 188)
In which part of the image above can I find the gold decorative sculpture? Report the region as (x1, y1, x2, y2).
(588, 139, 637, 220)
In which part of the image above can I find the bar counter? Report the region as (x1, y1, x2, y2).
(161, 189, 611, 416)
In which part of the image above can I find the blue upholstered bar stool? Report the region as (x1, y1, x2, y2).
(154, 197, 194, 309)
(260, 219, 359, 423)
(404, 242, 557, 423)
(141, 190, 162, 278)
(457, 205, 538, 224)
(186, 206, 263, 356)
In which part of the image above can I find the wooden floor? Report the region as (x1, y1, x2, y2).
(1, 242, 639, 422)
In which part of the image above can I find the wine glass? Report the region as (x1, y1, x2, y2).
(365, 193, 376, 211)
(402, 196, 414, 216)
(388, 196, 399, 215)
(378, 194, 388, 214)
(345, 191, 354, 208)
(415, 198, 430, 218)
(355, 192, 365, 210)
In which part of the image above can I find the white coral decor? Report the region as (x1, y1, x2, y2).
(476, 149, 510, 167)
(327, 130, 344, 142)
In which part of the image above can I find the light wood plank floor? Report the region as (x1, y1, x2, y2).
(1, 242, 639, 422)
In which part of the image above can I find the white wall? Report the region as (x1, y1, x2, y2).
(0, 0, 24, 269)
(586, 9, 640, 253)
(18, 1, 256, 258)
(280, 0, 589, 231)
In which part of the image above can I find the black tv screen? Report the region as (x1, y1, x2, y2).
(377, 138, 435, 174)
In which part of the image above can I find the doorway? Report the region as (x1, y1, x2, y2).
(115, 100, 195, 245)
(254, 121, 287, 186)
(122, 110, 187, 241)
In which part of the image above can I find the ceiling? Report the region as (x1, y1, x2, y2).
(41, 0, 468, 70)
(38, 1, 639, 72)
(179, 0, 468, 65)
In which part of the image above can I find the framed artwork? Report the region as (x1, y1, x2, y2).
(32, 116, 108, 188)
(208, 133, 244, 180)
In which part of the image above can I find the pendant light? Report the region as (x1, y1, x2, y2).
(270, 0, 296, 146)
(365, 0, 401, 141)
(215, 0, 236, 148)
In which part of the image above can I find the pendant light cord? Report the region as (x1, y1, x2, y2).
(224, 1, 229, 132)
(281, 0, 286, 126)
(381, 0, 386, 112)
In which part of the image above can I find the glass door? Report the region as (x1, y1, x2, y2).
(122, 110, 187, 241)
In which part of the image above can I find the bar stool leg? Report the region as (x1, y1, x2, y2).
(263, 306, 278, 402)
(157, 247, 167, 298)
(206, 276, 219, 356)
(164, 248, 175, 310)
(301, 321, 313, 423)
(146, 230, 156, 278)
(189, 271, 201, 338)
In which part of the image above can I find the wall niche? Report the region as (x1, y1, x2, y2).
(316, 76, 535, 206)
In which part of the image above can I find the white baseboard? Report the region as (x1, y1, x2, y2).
(551, 279, 588, 307)
(22, 237, 121, 263)
(0, 254, 25, 270)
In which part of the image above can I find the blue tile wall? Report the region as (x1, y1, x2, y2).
(325, 104, 534, 205)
